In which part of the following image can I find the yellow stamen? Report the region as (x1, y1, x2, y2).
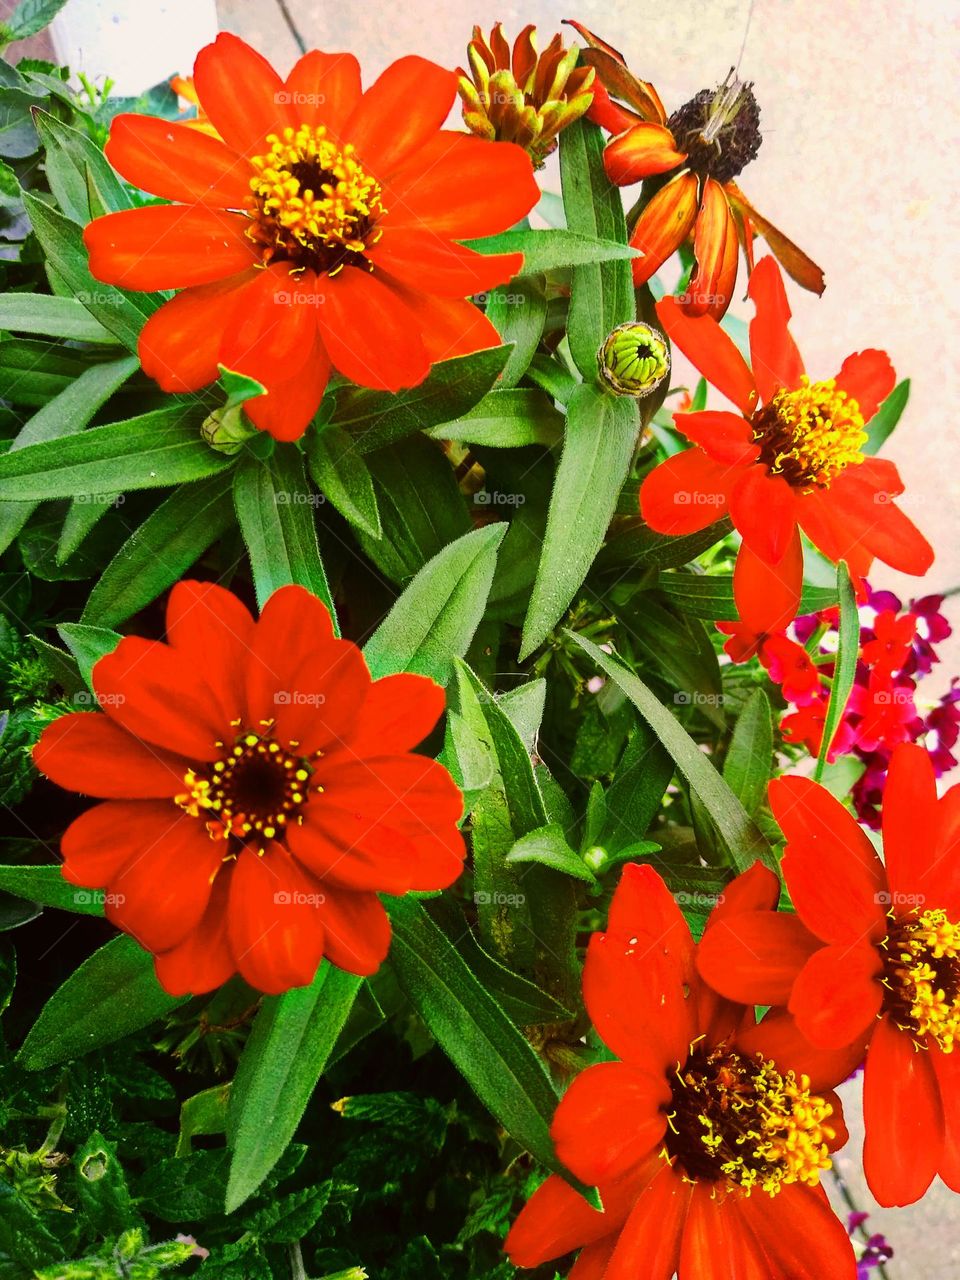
(751, 375, 866, 490)
(882, 908, 960, 1051)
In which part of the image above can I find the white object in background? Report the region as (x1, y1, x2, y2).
(50, 0, 219, 95)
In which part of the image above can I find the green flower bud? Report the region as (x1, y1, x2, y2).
(598, 322, 670, 397)
(583, 846, 608, 873)
(201, 405, 257, 456)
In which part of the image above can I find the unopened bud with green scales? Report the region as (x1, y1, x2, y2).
(201, 404, 258, 456)
(598, 321, 670, 397)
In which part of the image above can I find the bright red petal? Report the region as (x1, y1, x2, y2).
(863, 1014, 943, 1206)
(673, 410, 759, 466)
(244, 584, 336, 725)
(696, 909, 820, 1005)
(732, 527, 803, 633)
(931, 1047, 960, 1192)
(270, 639, 370, 757)
(746, 255, 805, 401)
(603, 122, 687, 184)
(154, 871, 234, 996)
(569, 1236, 619, 1280)
(283, 49, 361, 134)
(317, 270, 429, 391)
(383, 289, 501, 363)
(737, 1183, 856, 1279)
(219, 265, 320, 387)
(729, 467, 797, 565)
(165, 580, 254, 728)
(656, 295, 757, 415)
(505, 1169, 643, 1268)
(227, 845, 327, 994)
(678, 1184, 769, 1280)
(348, 673, 445, 755)
(550, 1061, 670, 1185)
(245, 332, 331, 441)
(374, 230, 523, 297)
(347, 55, 455, 175)
(33, 713, 188, 799)
(84, 206, 256, 291)
(881, 743, 939, 901)
(739, 1008, 870, 1094)
(834, 349, 896, 423)
(638, 449, 738, 535)
(604, 1160, 690, 1280)
(60, 799, 178, 887)
(787, 943, 883, 1049)
(138, 271, 256, 393)
(105, 113, 250, 206)
(316, 886, 391, 975)
(193, 32, 292, 154)
(290, 811, 417, 894)
(768, 774, 888, 943)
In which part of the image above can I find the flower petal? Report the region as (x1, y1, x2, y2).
(60, 800, 179, 887)
(629, 169, 699, 286)
(245, 332, 331, 442)
(931, 1047, 960, 1192)
(604, 1160, 690, 1280)
(551, 1061, 670, 1185)
(105, 113, 251, 206)
(881, 743, 940, 902)
(154, 871, 234, 996)
(603, 122, 687, 184)
(638, 448, 737, 535)
(729, 467, 797, 565)
(768, 774, 888, 943)
(681, 177, 739, 320)
(272, 639, 370, 757)
(34, 713, 188, 799)
(314, 755, 463, 832)
(733, 526, 803, 634)
(696, 909, 820, 1005)
(316, 886, 391, 975)
(348, 673, 445, 755)
(138, 270, 256, 393)
(827, 472, 933, 576)
(678, 1184, 769, 1280)
(505, 1169, 643, 1268)
(244, 584, 336, 725)
(383, 133, 539, 238)
(193, 32, 292, 154)
(373, 230, 523, 297)
(787, 942, 883, 1049)
(739, 1007, 870, 1094)
(863, 1014, 943, 1206)
(283, 49, 362, 134)
(737, 1183, 856, 1279)
(656, 295, 757, 415)
(317, 270, 429, 391)
(84, 205, 256, 291)
(725, 182, 825, 297)
(746, 255, 805, 402)
(165, 579, 255, 727)
(347, 56, 456, 175)
(382, 289, 501, 363)
(834, 349, 896, 423)
(673, 410, 759, 466)
(290, 811, 417, 893)
(568, 1236, 619, 1280)
(227, 845, 327, 994)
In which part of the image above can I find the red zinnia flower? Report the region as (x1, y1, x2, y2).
(566, 22, 823, 320)
(505, 864, 858, 1279)
(84, 34, 540, 440)
(639, 256, 933, 634)
(698, 744, 960, 1205)
(33, 582, 465, 996)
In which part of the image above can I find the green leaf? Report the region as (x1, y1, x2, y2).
(226, 963, 361, 1210)
(331, 346, 511, 453)
(23, 193, 155, 350)
(354, 435, 469, 584)
(0, 353, 137, 554)
(176, 1084, 231, 1156)
(863, 379, 909, 455)
(569, 634, 776, 873)
(57, 621, 122, 690)
(425, 388, 563, 449)
(75, 1131, 137, 1236)
(506, 824, 596, 883)
(559, 117, 634, 379)
(138, 1150, 231, 1222)
(233, 446, 334, 616)
(363, 523, 505, 684)
(598, 722, 674, 854)
(486, 276, 547, 388)
(385, 896, 565, 1175)
(0, 0, 70, 43)
(722, 689, 774, 817)
(33, 109, 130, 220)
(521, 382, 638, 658)
(218, 364, 266, 410)
(0, 90, 38, 158)
(0, 403, 228, 499)
(306, 424, 381, 539)
(596, 517, 732, 574)
(0, 337, 87, 403)
(463, 227, 639, 273)
(0, 292, 116, 342)
(17, 936, 187, 1069)
(658, 573, 839, 621)
(82, 473, 235, 628)
(815, 562, 858, 781)
(0, 863, 105, 914)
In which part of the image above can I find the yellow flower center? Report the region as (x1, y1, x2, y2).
(881, 908, 960, 1051)
(664, 1041, 835, 1196)
(174, 722, 321, 853)
(750, 375, 867, 490)
(245, 124, 384, 274)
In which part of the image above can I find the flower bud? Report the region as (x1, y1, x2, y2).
(598, 321, 670, 397)
(201, 405, 257, 455)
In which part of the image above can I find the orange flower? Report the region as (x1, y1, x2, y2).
(85, 34, 540, 440)
(566, 22, 824, 320)
(33, 581, 466, 996)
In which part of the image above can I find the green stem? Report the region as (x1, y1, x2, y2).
(275, 0, 307, 54)
(289, 1241, 308, 1280)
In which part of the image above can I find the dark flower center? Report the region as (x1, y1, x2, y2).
(662, 1040, 835, 1194)
(879, 908, 960, 1050)
(175, 725, 320, 852)
(750, 376, 867, 490)
(667, 73, 762, 185)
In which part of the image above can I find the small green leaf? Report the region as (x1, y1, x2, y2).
(306, 424, 381, 538)
(176, 1084, 231, 1156)
(863, 379, 909, 456)
(521, 382, 638, 658)
(722, 689, 774, 817)
(233, 445, 335, 617)
(485, 276, 547, 388)
(363, 523, 505, 684)
(17, 935, 187, 1069)
(217, 364, 267, 410)
(657, 573, 839, 621)
(815, 562, 858, 781)
(1, 0, 70, 43)
(462, 227, 639, 272)
(226, 963, 361, 1210)
(57, 621, 122, 689)
(506, 824, 596, 883)
(425, 388, 563, 449)
(0, 292, 116, 341)
(82, 473, 235, 628)
(598, 722, 674, 854)
(569, 634, 776, 873)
